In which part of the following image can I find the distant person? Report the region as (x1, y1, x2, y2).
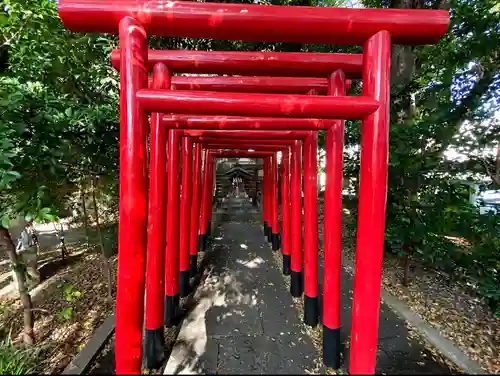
(14, 220, 41, 289)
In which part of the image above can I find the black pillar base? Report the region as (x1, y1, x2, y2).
(323, 326, 341, 369)
(304, 295, 319, 327)
(144, 328, 165, 370)
(180, 270, 190, 298)
(265, 224, 271, 242)
(198, 234, 206, 253)
(271, 232, 280, 251)
(263, 221, 268, 237)
(290, 271, 303, 297)
(206, 221, 212, 238)
(190, 254, 198, 276)
(282, 255, 291, 276)
(252, 197, 258, 207)
(205, 222, 212, 250)
(164, 294, 180, 328)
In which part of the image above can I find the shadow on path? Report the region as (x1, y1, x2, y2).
(164, 198, 318, 375)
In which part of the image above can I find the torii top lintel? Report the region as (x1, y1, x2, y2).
(58, 0, 449, 46)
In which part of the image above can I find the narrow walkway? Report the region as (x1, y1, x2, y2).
(164, 198, 454, 375)
(335, 262, 454, 374)
(164, 198, 318, 374)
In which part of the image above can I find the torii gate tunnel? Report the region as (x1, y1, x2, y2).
(57, 1, 449, 374)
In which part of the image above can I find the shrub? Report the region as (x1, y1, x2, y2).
(0, 334, 41, 375)
(385, 183, 500, 316)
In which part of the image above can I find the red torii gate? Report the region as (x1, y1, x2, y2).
(57, 1, 449, 374)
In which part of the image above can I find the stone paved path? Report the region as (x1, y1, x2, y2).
(164, 198, 318, 374)
(164, 198, 453, 375)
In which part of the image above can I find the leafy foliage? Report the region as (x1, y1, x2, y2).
(0, 0, 119, 226)
(59, 283, 82, 321)
(0, 334, 41, 374)
(344, 0, 500, 312)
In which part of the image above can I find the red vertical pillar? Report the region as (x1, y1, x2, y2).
(268, 156, 272, 244)
(144, 63, 170, 370)
(281, 148, 291, 275)
(263, 158, 270, 240)
(271, 152, 280, 251)
(303, 132, 319, 327)
(189, 143, 203, 276)
(349, 31, 391, 375)
(207, 155, 215, 238)
(165, 129, 181, 327)
(199, 150, 211, 251)
(290, 140, 303, 297)
(116, 16, 148, 375)
(267, 156, 273, 244)
(179, 137, 193, 297)
(323, 70, 346, 369)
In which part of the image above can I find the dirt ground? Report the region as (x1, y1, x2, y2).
(0, 221, 117, 374)
(328, 206, 500, 374)
(2, 198, 498, 374)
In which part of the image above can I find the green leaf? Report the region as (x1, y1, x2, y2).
(59, 307, 73, 320)
(1, 216, 10, 229)
(0, 171, 22, 188)
(63, 283, 73, 295)
(0, 13, 8, 26)
(43, 214, 57, 222)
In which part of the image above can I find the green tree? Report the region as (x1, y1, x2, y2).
(345, 0, 500, 309)
(0, 0, 119, 342)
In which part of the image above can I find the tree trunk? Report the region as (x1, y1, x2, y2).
(81, 187, 90, 243)
(402, 244, 413, 287)
(0, 226, 35, 344)
(53, 222, 69, 262)
(495, 142, 500, 180)
(91, 176, 113, 301)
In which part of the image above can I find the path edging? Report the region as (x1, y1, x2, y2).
(343, 259, 483, 374)
(62, 313, 115, 375)
(380, 290, 484, 374)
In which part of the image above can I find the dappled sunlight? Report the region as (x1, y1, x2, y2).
(0, 279, 17, 300)
(37, 246, 89, 267)
(0, 272, 12, 287)
(236, 256, 265, 269)
(0, 260, 10, 267)
(166, 256, 260, 374)
(49, 321, 80, 343)
(443, 235, 472, 248)
(164, 197, 328, 374)
(0, 218, 116, 373)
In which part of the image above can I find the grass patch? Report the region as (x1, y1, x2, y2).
(0, 335, 43, 374)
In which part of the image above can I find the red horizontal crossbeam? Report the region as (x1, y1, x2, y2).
(170, 76, 330, 94)
(163, 116, 328, 130)
(201, 141, 293, 150)
(138, 90, 378, 119)
(204, 144, 289, 151)
(199, 139, 292, 146)
(209, 151, 275, 157)
(111, 50, 362, 78)
(184, 130, 309, 139)
(59, 1, 449, 45)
